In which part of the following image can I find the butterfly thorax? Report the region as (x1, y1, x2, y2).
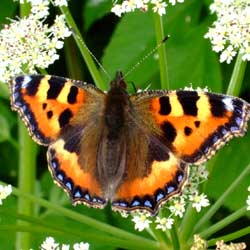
(97, 72, 131, 199)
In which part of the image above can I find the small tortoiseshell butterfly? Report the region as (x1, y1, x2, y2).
(10, 72, 250, 215)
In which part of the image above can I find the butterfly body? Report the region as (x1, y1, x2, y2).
(10, 73, 250, 214)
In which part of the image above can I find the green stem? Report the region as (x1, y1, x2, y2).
(16, 120, 37, 250)
(179, 204, 198, 242)
(0, 210, 154, 250)
(170, 224, 180, 250)
(226, 53, 247, 96)
(207, 226, 250, 247)
(3, 183, 160, 249)
(153, 13, 169, 89)
(59, 6, 106, 90)
(194, 162, 250, 232)
(16, 3, 37, 249)
(200, 207, 247, 239)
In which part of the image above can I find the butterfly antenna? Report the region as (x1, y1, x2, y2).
(124, 35, 170, 79)
(74, 31, 112, 80)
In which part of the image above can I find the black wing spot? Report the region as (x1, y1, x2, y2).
(59, 108, 73, 128)
(161, 121, 177, 143)
(208, 93, 226, 117)
(184, 126, 192, 136)
(177, 91, 199, 116)
(159, 96, 171, 115)
(42, 103, 47, 110)
(47, 76, 66, 99)
(21, 75, 44, 96)
(47, 110, 53, 119)
(67, 86, 78, 104)
(194, 120, 200, 128)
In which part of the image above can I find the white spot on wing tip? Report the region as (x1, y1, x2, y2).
(21, 75, 32, 88)
(223, 97, 234, 111)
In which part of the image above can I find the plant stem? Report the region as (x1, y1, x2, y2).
(170, 224, 180, 250)
(3, 183, 160, 249)
(179, 204, 197, 242)
(194, 162, 250, 232)
(16, 120, 37, 250)
(59, 6, 106, 90)
(16, 2, 37, 249)
(200, 207, 247, 239)
(226, 53, 247, 96)
(207, 226, 250, 246)
(153, 13, 169, 89)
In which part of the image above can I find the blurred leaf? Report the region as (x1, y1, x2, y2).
(0, 84, 10, 99)
(0, 197, 17, 249)
(0, 100, 16, 130)
(101, 1, 222, 91)
(205, 131, 250, 211)
(0, 114, 10, 142)
(83, 0, 112, 30)
(0, 0, 17, 24)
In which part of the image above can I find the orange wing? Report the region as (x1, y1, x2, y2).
(47, 137, 106, 208)
(112, 150, 187, 215)
(10, 75, 102, 145)
(130, 90, 250, 164)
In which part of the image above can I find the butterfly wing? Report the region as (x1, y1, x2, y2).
(10, 75, 103, 145)
(130, 90, 250, 164)
(112, 89, 250, 214)
(10, 75, 107, 208)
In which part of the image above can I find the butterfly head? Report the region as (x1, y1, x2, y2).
(109, 71, 127, 92)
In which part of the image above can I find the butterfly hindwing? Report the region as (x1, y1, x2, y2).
(47, 138, 106, 208)
(130, 90, 250, 165)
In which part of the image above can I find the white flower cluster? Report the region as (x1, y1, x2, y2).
(41, 237, 90, 250)
(205, 0, 250, 64)
(111, 0, 184, 17)
(246, 186, 250, 211)
(0, 0, 71, 83)
(0, 184, 12, 205)
(131, 165, 210, 232)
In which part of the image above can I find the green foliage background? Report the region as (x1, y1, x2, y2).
(0, 0, 249, 249)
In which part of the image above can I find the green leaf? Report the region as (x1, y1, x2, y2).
(0, 114, 10, 142)
(0, 84, 9, 99)
(101, 1, 222, 92)
(205, 133, 250, 211)
(0, 0, 17, 24)
(83, 0, 113, 30)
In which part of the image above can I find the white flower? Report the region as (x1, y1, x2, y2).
(111, 4, 124, 17)
(62, 244, 70, 250)
(246, 195, 250, 211)
(73, 242, 90, 250)
(169, 197, 186, 218)
(0, 12, 71, 83)
(220, 45, 237, 64)
(205, 0, 250, 63)
(155, 216, 174, 231)
(53, 0, 68, 6)
(189, 193, 210, 212)
(41, 237, 59, 250)
(111, 0, 185, 16)
(152, 0, 167, 16)
(248, 186, 250, 192)
(132, 213, 152, 231)
(169, 0, 184, 5)
(0, 184, 12, 205)
(31, 1, 50, 19)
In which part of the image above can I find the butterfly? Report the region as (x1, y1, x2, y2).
(10, 72, 250, 215)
